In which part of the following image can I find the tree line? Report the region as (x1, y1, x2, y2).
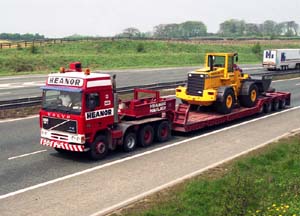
(0, 33, 45, 41)
(116, 20, 299, 39)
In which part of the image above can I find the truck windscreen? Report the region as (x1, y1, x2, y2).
(42, 89, 82, 115)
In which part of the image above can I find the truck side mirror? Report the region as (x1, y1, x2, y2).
(235, 56, 238, 62)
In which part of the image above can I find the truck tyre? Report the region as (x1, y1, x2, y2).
(123, 132, 137, 152)
(156, 121, 171, 142)
(239, 83, 258, 108)
(138, 124, 154, 147)
(215, 88, 235, 114)
(272, 100, 279, 111)
(296, 64, 300, 70)
(263, 103, 272, 113)
(279, 99, 286, 109)
(89, 135, 108, 160)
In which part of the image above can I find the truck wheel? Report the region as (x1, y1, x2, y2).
(240, 84, 258, 108)
(215, 89, 235, 114)
(89, 135, 108, 160)
(263, 103, 272, 113)
(279, 99, 286, 109)
(138, 124, 154, 147)
(296, 64, 300, 70)
(156, 121, 171, 142)
(123, 132, 137, 152)
(272, 100, 279, 111)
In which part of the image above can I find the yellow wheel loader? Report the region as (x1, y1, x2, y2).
(176, 53, 272, 114)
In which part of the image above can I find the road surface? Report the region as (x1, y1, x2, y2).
(0, 77, 299, 215)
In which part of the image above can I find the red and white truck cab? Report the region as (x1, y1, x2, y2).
(40, 63, 176, 159)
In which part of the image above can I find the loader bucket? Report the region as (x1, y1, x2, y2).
(251, 75, 272, 93)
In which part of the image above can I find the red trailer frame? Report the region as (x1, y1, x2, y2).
(172, 92, 291, 132)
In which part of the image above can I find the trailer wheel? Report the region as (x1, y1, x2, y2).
(263, 103, 272, 113)
(240, 84, 258, 108)
(123, 132, 137, 152)
(279, 99, 286, 109)
(138, 124, 154, 147)
(89, 135, 108, 160)
(272, 100, 279, 111)
(156, 121, 171, 142)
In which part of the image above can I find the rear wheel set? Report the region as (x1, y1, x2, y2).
(215, 88, 235, 114)
(239, 83, 258, 108)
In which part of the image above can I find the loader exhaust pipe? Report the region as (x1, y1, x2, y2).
(112, 74, 119, 125)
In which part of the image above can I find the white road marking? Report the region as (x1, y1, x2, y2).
(8, 150, 47, 160)
(273, 77, 300, 83)
(0, 81, 44, 89)
(0, 106, 299, 200)
(243, 67, 262, 70)
(0, 92, 11, 96)
(296, 83, 300, 86)
(0, 115, 39, 124)
(89, 129, 299, 216)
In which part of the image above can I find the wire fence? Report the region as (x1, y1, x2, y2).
(1, 36, 300, 49)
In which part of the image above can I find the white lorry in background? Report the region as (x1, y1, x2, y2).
(263, 49, 300, 70)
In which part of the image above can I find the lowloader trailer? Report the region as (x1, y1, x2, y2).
(39, 63, 291, 160)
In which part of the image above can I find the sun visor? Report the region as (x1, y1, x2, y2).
(40, 86, 83, 93)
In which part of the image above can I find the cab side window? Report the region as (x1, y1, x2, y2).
(228, 56, 234, 72)
(86, 93, 100, 110)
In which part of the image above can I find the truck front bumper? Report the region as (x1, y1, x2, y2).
(176, 86, 217, 106)
(40, 138, 85, 152)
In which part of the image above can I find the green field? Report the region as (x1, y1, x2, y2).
(117, 134, 300, 216)
(0, 40, 299, 76)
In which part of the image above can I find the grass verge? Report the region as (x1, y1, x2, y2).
(1, 40, 300, 76)
(112, 132, 300, 216)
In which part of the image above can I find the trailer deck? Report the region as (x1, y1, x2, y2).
(173, 92, 291, 132)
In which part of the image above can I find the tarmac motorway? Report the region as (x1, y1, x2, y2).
(0, 76, 299, 215)
(0, 64, 263, 100)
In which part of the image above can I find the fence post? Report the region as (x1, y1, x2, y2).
(0, 43, 2, 49)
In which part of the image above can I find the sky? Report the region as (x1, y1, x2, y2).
(2, 0, 300, 38)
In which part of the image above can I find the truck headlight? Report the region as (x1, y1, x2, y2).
(70, 135, 85, 144)
(41, 129, 48, 137)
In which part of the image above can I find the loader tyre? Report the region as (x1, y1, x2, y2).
(240, 83, 258, 108)
(138, 124, 154, 147)
(215, 88, 235, 114)
(89, 135, 108, 160)
(123, 132, 137, 152)
(156, 121, 171, 142)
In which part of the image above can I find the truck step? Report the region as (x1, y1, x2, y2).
(173, 103, 191, 125)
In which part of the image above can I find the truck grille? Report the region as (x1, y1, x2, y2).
(42, 117, 77, 134)
(187, 73, 205, 96)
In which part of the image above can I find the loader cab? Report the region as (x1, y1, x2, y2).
(206, 53, 238, 73)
